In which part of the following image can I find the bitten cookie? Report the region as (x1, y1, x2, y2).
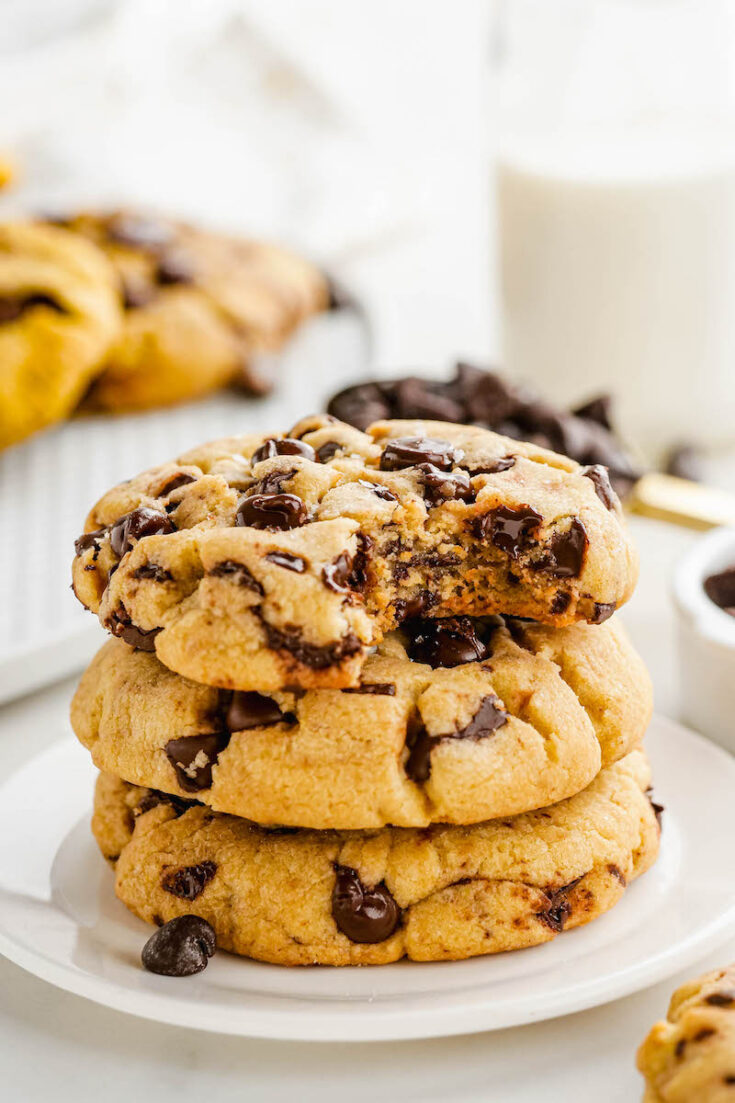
(46, 210, 329, 410)
(72, 415, 638, 691)
(0, 222, 121, 449)
(638, 964, 735, 1101)
(93, 749, 660, 966)
(72, 615, 652, 829)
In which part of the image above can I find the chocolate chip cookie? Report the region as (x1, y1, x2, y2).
(72, 415, 638, 691)
(72, 615, 652, 829)
(45, 210, 329, 411)
(0, 221, 121, 449)
(637, 964, 735, 1101)
(92, 748, 660, 966)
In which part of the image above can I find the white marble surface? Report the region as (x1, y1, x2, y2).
(2, 516, 733, 1102)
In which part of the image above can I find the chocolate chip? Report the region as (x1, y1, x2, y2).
(342, 683, 396, 696)
(235, 493, 307, 531)
(466, 456, 516, 475)
(705, 991, 735, 1007)
(108, 610, 161, 652)
(331, 865, 401, 943)
(405, 694, 508, 782)
(581, 464, 617, 509)
(262, 623, 362, 669)
(316, 441, 341, 463)
(265, 551, 307, 572)
(208, 560, 264, 593)
(322, 551, 354, 594)
(135, 790, 197, 818)
(355, 479, 398, 502)
(0, 293, 67, 323)
(132, 563, 172, 582)
(607, 864, 627, 885)
(141, 915, 216, 977)
(537, 878, 583, 932)
(74, 526, 108, 558)
(106, 213, 174, 249)
(155, 248, 196, 285)
(326, 382, 392, 430)
(406, 616, 490, 668)
(109, 507, 175, 558)
(161, 861, 217, 901)
(379, 437, 460, 472)
(164, 732, 231, 791)
(392, 377, 466, 422)
(225, 691, 293, 730)
(544, 520, 588, 578)
(646, 786, 664, 828)
(252, 467, 298, 496)
(252, 438, 315, 464)
(573, 394, 613, 429)
(417, 464, 474, 505)
(159, 472, 197, 496)
(704, 567, 735, 616)
(477, 505, 543, 558)
(120, 274, 156, 310)
(551, 591, 571, 615)
(393, 591, 436, 622)
(591, 601, 616, 624)
(664, 443, 704, 482)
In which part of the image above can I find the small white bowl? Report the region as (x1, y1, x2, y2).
(673, 526, 735, 753)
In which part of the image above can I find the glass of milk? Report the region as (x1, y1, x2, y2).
(493, 0, 735, 461)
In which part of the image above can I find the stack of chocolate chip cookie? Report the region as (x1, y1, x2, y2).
(70, 414, 659, 968)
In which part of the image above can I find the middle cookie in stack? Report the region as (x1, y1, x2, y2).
(70, 415, 658, 966)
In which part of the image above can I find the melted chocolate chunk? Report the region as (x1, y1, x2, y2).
(591, 601, 616, 624)
(159, 472, 198, 496)
(155, 248, 195, 285)
(236, 493, 307, 531)
(406, 616, 490, 668)
(581, 464, 617, 510)
(252, 438, 316, 464)
(0, 293, 67, 323)
(164, 732, 231, 791)
(379, 436, 460, 472)
(135, 790, 197, 818)
(704, 567, 735, 617)
(645, 787, 664, 828)
(208, 560, 264, 593)
(537, 877, 583, 932)
(342, 683, 396, 696)
(106, 213, 174, 249)
(265, 551, 307, 573)
(74, 526, 108, 558)
(141, 915, 216, 977)
(262, 623, 362, 669)
(108, 610, 161, 652)
(550, 590, 571, 615)
(477, 505, 543, 559)
(109, 507, 175, 558)
(705, 991, 735, 1007)
(225, 691, 294, 730)
(393, 591, 437, 622)
(356, 479, 398, 502)
(132, 563, 172, 582)
(322, 551, 354, 594)
(544, 520, 588, 579)
(331, 865, 401, 943)
(405, 694, 508, 782)
(316, 440, 341, 463)
(466, 456, 516, 475)
(161, 861, 217, 901)
(417, 463, 474, 505)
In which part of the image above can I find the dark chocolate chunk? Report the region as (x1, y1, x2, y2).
(135, 789, 196, 818)
(208, 560, 264, 593)
(74, 526, 108, 558)
(109, 506, 175, 558)
(393, 591, 436, 622)
(327, 381, 391, 430)
(704, 567, 735, 617)
(322, 551, 355, 594)
(265, 551, 307, 573)
(252, 438, 316, 464)
(379, 437, 460, 472)
(155, 248, 196, 285)
(316, 440, 341, 463)
(164, 732, 231, 791)
(645, 787, 664, 828)
(159, 472, 197, 496)
(551, 590, 571, 615)
(477, 504, 543, 558)
(664, 443, 704, 482)
(405, 694, 507, 782)
(537, 877, 583, 932)
(406, 616, 490, 668)
(331, 864, 401, 943)
(132, 563, 172, 582)
(391, 376, 465, 422)
(120, 275, 156, 310)
(705, 991, 735, 1007)
(0, 293, 67, 323)
(572, 394, 613, 429)
(581, 464, 617, 510)
(355, 479, 398, 503)
(262, 623, 362, 669)
(161, 861, 217, 901)
(342, 683, 396, 696)
(141, 915, 216, 977)
(225, 691, 294, 730)
(235, 493, 307, 530)
(607, 864, 627, 886)
(106, 213, 174, 249)
(466, 456, 516, 475)
(417, 463, 474, 505)
(108, 610, 161, 652)
(591, 601, 616, 624)
(544, 520, 588, 578)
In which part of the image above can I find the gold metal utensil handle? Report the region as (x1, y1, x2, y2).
(631, 473, 735, 530)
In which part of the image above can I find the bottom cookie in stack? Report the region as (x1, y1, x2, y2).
(93, 749, 660, 967)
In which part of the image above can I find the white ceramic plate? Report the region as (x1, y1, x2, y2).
(0, 715, 733, 1042)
